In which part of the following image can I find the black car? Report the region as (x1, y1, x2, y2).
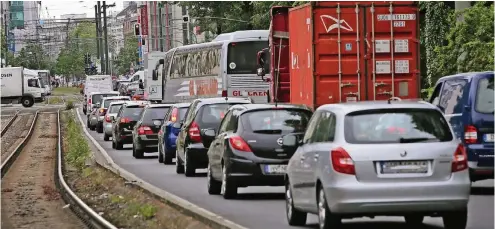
(202, 104, 313, 199)
(111, 101, 149, 150)
(158, 103, 191, 164)
(132, 103, 173, 158)
(175, 97, 252, 177)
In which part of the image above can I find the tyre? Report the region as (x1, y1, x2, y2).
(207, 163, 221, 195)
(115, 140, 123, 150)
(134, 145, 144, 158)
(175, 150, 184, 174)
(164, 155, 173, 164)
(184, 150, 195, 177)
(286, 180, 307, 226)
(443, 209, 468, 229)
(112, 139, 116, 149)
(404, 215, 424, 226)
(86, 119, 90, 128)
(221, 163, 237, 199)
(21, 97, 34, 107)
(103, 134, 110, 141)
(158, 146, 164, 163)
(96, 123, 103, 133)
(317, 186, 341, 229)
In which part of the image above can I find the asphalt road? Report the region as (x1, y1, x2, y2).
(78, 108, 494, 229)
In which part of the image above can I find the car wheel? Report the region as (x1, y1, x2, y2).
(115, 140, 123, 150)
(221, 163, 237, 199)
(443, 209, 468, 229)
(175, 150, 184, 174)
(184, 150, 196, 177)
(89, 123, 95, 131)
(134, 145, 144, 158)
(164, 155, 173, 165)
(158, 146, 164, 163)
(404, 215, 424, 226)
(111, 139, 116, 149)
(286, 179, 307, 226)
(103, 134, 110, 141)
(317, 186, 341, 229)
(86, 119, 90, 128)
(207, 163, 221, 195)
(97, 123, 103, 133)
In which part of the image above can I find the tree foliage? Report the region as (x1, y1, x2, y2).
(114, 36, 139, 75)
(432, 2, 494, 80)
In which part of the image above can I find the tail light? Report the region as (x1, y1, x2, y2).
(120, 117, 131, 123)
(229, 136, 252, 152)
(158, 129, 163, 135)
(464, 125, 477, 144)
(221, 90, 227, 97)
(138, 126, 154, 135)
(88, 98, 92, 105)
(170, 108, 178, 122)
(105, 115, 111, 122)
(452, 144, 468, 172)
(99, 108, 107, 115)
(188, 121, 202, 142)
(331, 147, 355, 175)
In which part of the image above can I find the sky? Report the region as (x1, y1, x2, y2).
(40, 1, 124, 19)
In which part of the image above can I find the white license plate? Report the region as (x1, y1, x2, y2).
(264, 165, 287, 174)
(381, 161, 428, 174)
(484, 134, 494, 142)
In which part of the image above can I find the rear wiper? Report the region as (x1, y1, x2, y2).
(399, 137, 439, 143)
(252, 129, 282, 134)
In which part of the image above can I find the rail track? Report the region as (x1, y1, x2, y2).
(1, 110, 20, 136)
(1, 108, 116, 229)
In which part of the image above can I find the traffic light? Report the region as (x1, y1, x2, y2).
(183, 15, 189, 22)
(134, 23, 140, 36)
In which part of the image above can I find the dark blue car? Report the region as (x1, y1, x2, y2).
(430, 71, 494, 182)
(158, 103, 191, 164)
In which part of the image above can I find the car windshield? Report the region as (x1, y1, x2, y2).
(243, 109, 312, 134)
(122, 107, 144, 120)
(142, 107, 170, 123)
(475, 76, 494, 114)
(344, 109, 453, 144)
(92, 94, 118, 104)
(109, 104, 122, 113)
(227, 41, 268, 74)
(104, 99, 128, 108)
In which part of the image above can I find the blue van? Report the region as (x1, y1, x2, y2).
(157, 103, 191, 164)
(430, 72, 494, 182)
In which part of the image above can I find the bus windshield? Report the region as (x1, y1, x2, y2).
(227, 41, 268, 75)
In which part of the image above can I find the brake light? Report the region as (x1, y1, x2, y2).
(120, 117, 131, 123)
(452, 144, 468, 172)
(229, 136, 252, 152)
(464, 125, 477, 144)
(138, 126, 154, 135)
(105, 115, 111, 122)
(170, 108, 178, 122)
(331, 147, 355, 175)
(88, 98, 92, 104)
(188, 121, 202, 142)
(221, 90, 227, 97)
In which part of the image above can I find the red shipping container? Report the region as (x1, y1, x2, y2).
(288, 2, 420, 109)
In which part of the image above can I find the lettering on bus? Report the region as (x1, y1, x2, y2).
(189, 78, 218, 96)
(232, 90, 268, 97)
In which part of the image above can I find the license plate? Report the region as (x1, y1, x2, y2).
(263, 164, 287, 174)
(380, 161, 428, 174)
(484, 134, 494, 142)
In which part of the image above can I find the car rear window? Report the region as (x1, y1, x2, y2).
(92, 94, 118, 104)
(179, 107, 189, 121)
(242, 109, 312, 134)
(475, 76, 494, 114)
(109, 104, 122, 113)
(142, 107, 170, 123)
(344, 109, 453, 144)
(104, 99, 129, 108)
(198, 104, 233, 125)
(122, 107, 144, 120)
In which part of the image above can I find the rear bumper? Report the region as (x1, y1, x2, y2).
(135, 135, 158, 151)
(104, 122, 113, 135)
(322, 172, 471, 214)
(466, 144, 494, 180)
(186, 144, 208, 168)
(116, 131, 133, 144)
(227, 158, 285, 187)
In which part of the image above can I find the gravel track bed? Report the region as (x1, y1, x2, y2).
(0, 114, 35, 162)
(1, 113, 85, 229)
(1, 116, 14, 132)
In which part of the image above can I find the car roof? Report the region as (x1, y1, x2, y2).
(108, 101, 126, 106)
(103, 96, 130, 100)
(437, 71, 494, 82)
(147, 103, 174, 108)
(89, 91, 119, 95)
(194, 97, 252, 105)
(123, 101, 149, 107)
(172, 102, 191, 108)
(317, 100, 438, 115)
(230, 103, 312, 115)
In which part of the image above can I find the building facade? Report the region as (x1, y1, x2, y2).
(2, 1, 41, 55)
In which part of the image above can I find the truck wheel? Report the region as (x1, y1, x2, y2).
(21, 97, 34, 107)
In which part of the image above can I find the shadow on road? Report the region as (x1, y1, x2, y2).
(236, 192, 285, 200)
(140, 155, 158, 159)
(471, 186, 494, 196)
(305, 221, 443, 229)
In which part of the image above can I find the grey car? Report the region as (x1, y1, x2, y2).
(283, 99, 470, 229)
(103, 101, 127, 141)
(89, 96, 131, 133)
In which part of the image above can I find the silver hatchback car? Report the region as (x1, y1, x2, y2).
(283, 99, 470, 229)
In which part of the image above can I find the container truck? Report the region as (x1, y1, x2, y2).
(1, 67, 45, 107)
(143, 51, 166, 102)
(257, 1, 420, 109)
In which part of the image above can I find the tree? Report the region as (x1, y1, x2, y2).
(11, 44, 49, 69)
(114, 36, 139, 75)
(432, 2, 494, 79)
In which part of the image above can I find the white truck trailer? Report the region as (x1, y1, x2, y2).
(143, 51, 166, 102)
(1, 67, 45, 107)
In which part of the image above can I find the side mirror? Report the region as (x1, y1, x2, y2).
(172, 122, 181, 129)
(152, 70, 158, 81)
(201, 128, 216, 148)
(281, 133, 302, 149)
(257, 68, 266, 77)
(158, 59, 164, 65)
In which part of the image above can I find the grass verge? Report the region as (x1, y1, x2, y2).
(53, 87, 81, 96)
(62, 111, 212, 229)
(46, 96, 65, 104)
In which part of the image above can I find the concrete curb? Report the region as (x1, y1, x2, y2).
(74, 108, 248, 229)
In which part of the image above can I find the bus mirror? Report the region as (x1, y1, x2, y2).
(152, 70, 158, 81)
(158, 59, 164, 65)
(257, 68, 265, 77)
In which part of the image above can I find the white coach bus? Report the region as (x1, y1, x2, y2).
(152, 30, 270, 103)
